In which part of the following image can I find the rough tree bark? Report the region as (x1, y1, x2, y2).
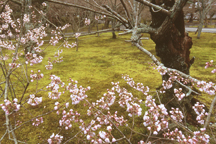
(149, 0, 196, 121)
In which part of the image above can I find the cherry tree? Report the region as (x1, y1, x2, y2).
(0, 0, 216, 143)
(194, 0, 215, 38)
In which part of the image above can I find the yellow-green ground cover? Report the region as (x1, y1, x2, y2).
(0, 31, 216, 143)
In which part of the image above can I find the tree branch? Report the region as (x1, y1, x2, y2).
(135, 0, 171, 16)
(102, 4, 130, 28)
(204, 95, 216, 129)
(134, 43, 199, 83)
(120, 0, 133, 27)
(47, 0, 122, 23)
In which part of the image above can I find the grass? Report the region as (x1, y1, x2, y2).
(0, 31, 216, 143)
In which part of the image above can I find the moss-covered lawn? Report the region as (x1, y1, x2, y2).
(0, 31, 216, 143)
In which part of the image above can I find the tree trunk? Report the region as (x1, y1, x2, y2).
(188, 13, 194, 23)
(24, 0, 35, 55)
(104, 17, 110, 28)
(150, 0, 196, 121)
(111, 0, 117, 39)
(188, 0, 196, 23)
(197, 11, 205, 39)
(204, 17, 208, 28)
(111, 19, 116, 39)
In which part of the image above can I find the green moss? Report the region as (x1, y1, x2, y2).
(0, 31, 216, 143)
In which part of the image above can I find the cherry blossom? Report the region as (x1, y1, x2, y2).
(27, 94, 42, 106)
(85, 18, 90, 25)
(0, 98, 20, 115)
(47, 133, 63, 144)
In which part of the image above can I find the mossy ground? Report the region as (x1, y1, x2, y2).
(0, 31, 216, 143)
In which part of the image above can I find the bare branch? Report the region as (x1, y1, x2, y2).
(47, 0, 119, 21)
(204, 95, 216, 129)
(102, 4, 130, 28)
(135, 0, 171, 16)
(175, 80, 200, 96)
(137, 25, 157, 34)
(134, 43, 199, 83)
(120, 0, 133, 27)
(10, 0, 22, 5)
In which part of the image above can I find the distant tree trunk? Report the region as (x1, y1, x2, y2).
(188, 13, 194, 23)
(197, 0, 213, 38)
(24, 0, 35, 55)
(76, 38, 78, 51)
(150, 0, 196, 119)
(96, 19, 99, 36)
(204, 17, 208, 28)
(111, 0, 117, 39)
(104, 17, 110, 28)
(197, 7, 205, 39)
(188, 0, 196, 23)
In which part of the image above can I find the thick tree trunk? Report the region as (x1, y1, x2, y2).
(150, 0, 196, 121)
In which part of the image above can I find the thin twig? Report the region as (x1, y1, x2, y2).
(204, 95, 216, 128)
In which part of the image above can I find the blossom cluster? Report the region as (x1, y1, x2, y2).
(94, 15, 106, 21)
(25, 53, 43, 66)
(30, 70, 44, 82)
(66, 78, 90, 105)
(47, 133, 63, 144)
(122, 75, 149, 95)
(49, 28, 63, 46)
(63, 40, 77, 48)
(9, 62, 21, 69)
(0, 40, 15, 50)
(80, 110, 124, 143)
(205, 60, 216, 73)
(47, 75, 65, 99)
(45, 61, 53, 70)
(23, 14, 30, 24)
(32, 117, 43, 126)
(162, 79, 173, 90)
(27, 94, 42, 106)
(20, 25, 47, 44)
(157, 65, 167, 75)
(169, 107, 184, 122)
(53, 50, 63, 63)
(164, 128, 210, 143)
(174, 88, 185, 101)
(0, 98, 20, 115)
(143, 96, 168, 135)
(85, 18, 90, 25)
(94, 87, 116, 110)
(75, 33, 81, 38)
(126, 102, 142, 117)
(197, 80, 216, 95)
(192, 102, 208, 125)
(59, 109, 80, 130)
(205, 60, 214, 69)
